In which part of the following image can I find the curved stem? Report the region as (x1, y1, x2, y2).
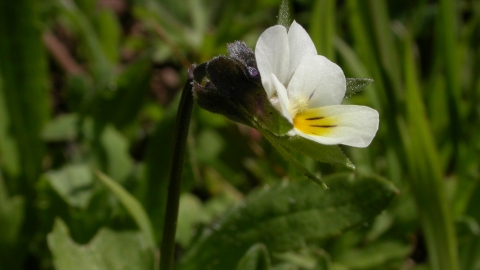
(160, 65, 195, 270)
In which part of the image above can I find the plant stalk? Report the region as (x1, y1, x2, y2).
(160, 65, 195, 270)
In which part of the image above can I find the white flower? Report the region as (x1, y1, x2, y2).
(255, 21, 379, 147)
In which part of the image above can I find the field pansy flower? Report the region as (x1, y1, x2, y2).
(255, 21, 379, 147)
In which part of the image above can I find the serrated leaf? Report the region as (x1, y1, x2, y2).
(95, 171, 156, 250)
(178, 173, 397, 270)
(236, 244, 271, 270)
(345, 78, 373, 97)
(47, 219, 153, 270)
(44, 164, 94, 209)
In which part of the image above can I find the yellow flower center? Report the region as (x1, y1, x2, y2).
(293, 107, 337, 136)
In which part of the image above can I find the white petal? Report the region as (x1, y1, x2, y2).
(286, 21, 317, 83)
(287, 55, 346, 107)
(293, 105, 379, 147)
(255, 25, 289, 97)
(271, 73, 293, 123)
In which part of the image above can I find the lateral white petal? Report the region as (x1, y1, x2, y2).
(270, 73, 292, 123)
(294, 105, 379, 147)
(255, 25, 289, 97)
(287, 21, 317, 83)
(287, 55, 346, 107)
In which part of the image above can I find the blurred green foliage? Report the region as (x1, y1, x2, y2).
(0, 0, 479, 269)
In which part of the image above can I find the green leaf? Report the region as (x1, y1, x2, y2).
(47, 219, 154, 270)
(259, 126, 354, 188)
(309, 0, 336, 60)
(236, 244, 271, 270)
(95, 171, 156, 250)
(41, 114, 79, 142)
(345, 78, 374, 98)
(176, 194, 209, 247)
(273, 250, 319, 270)
(93, 55, 152, 128)
(43, 164, 94, 209)
(0, 173, 24, 244)
(260, 130, 328, 189)
(178, 173, 397, 270)
(58, 0, 113, 85)
(276, 134, 355, 170)
(143, 95, 196, 243)
(0, 0, 50, 185)
(403, 34, 458, 270)
(100, 125, 134, 183)
(96, 9, 121, 64)
(335, 241, 411, 269)
(0, 74, 20, 177)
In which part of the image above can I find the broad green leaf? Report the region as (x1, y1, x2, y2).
(236, 244, 271, 270)
(100, 125, 134, 183)
(0, 173, 24, 244)
(273, 250, 319, 270)
(178, 173, 397, 270)
(176, 194, 209, 247)
(335, 241, 411, 269)
(95, 171, 156, 250)
(43, 164, 94, 209)
(48, 219, 153, 270)
(345, 78, 374, 98)
(41, 114, 79, 142)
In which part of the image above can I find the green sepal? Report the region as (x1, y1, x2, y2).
(345, 78, 374, 97)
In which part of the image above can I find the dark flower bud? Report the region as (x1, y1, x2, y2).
(192, 42, 292, 135)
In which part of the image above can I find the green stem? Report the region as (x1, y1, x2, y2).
(160, 65, 195, 270)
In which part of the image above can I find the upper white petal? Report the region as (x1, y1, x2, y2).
(270, 73, 292, 123)
(255, 25, 289, 97)
(287, 55, 346, 107)
(286, 21, 317, 83)
(294, 105, 379, 147)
